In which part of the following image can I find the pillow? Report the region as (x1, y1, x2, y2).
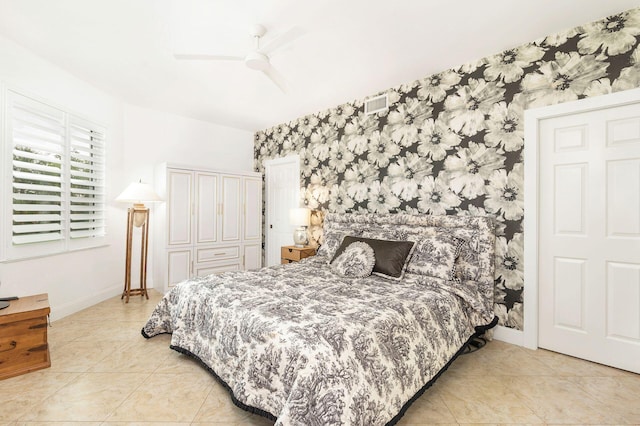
(330, 241, 376, 278)
(454, 236, 481, 281)
(406, 234, 462, 280)
(331, 236, 415, 280)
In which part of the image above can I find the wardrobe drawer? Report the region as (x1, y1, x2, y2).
(196, 245, 240, 263)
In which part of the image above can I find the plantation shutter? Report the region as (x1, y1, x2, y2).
(69, 118, 106, 239)
(6, 90, 107, 258)
(10, 93, 65, 245)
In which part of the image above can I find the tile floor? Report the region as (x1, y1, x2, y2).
(1, 289, 638, 425)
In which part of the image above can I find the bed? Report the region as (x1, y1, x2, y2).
(142, 213, 498, 425)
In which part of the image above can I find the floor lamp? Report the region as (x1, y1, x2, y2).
(116, 181, 162, 303)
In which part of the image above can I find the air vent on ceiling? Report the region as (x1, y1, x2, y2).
(364, 94, 388, 115)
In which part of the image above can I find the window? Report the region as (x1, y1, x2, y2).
(3, 90, 106, 260)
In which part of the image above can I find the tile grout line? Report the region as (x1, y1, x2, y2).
(100, 368, 157, 423)
(190, 383, 216, 424)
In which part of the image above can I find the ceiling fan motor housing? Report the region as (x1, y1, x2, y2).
(245, 51, 270, 70)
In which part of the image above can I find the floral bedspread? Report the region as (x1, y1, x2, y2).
(143, 255, 495, 425)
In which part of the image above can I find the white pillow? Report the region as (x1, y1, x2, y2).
(330, 242, 375, 278)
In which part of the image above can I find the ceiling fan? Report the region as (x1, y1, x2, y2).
(173, 24, 303, 93)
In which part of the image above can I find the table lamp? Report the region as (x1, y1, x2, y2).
(289, 207, 310, 247)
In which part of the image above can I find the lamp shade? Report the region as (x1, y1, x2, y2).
(289, 207, 310, 227)
(116, 182, 162, 204)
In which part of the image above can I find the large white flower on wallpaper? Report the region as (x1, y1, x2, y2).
(416, 70, 462, 103)
(444, 78, 506, 136)
(484, 97, 525, 152)
(387, 97, 433, 146)
(387, 152, 434, 201)
(300, 147, 320, 178)
(521, 51, 609, 107)
(272, 123, 291, 144)
(328, 140, 355, 173)
(328, 184, 355, 213)
(578, 11, 640, 56)
(285, 131, 306, 154)
(444, 143, 505, 199)
(320, 120, 340, 143)
(343, 110, 380, 155)
(417, 118, 461, 161)
(344, 160, 379, 203)
(496, 233, 524, 290)
(484, 45, 546, 83)
(367, 180, 401, 213)
(328, 103, 356, 129)
(367, 129, 401, 168)
(485, 164, 524, 221)
(417, 176, 461, 215)
(344, 127, 369, 156)
(311, 135, 331, 162)
(306, 172, 332, 209)
(296, 115, 320, 137)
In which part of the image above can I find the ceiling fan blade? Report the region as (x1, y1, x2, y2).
(174, 53, 244, 61)
(262, 67, 288, 93)
(260, 26, 304, 55)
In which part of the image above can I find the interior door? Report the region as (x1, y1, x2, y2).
(265, 155, 300, 266)
(538, 102, 640, 374)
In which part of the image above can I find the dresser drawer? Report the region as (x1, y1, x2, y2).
(195, 262, 241, 277)
(0, 314, 49, 380)
(281, 246, 316, 262)
(196, 245, 240, 263)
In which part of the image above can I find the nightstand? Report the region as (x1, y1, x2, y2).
(0, 293, 50, 380)
(281, 246, 316, 264)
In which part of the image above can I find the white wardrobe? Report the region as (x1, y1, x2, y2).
(154, 163, 262, 293)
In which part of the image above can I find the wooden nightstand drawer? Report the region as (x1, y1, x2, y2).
(281, 246, 316, 263)
(0, 294, 50, 380)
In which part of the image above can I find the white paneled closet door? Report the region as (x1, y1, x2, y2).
(167, 170, 192, 246)
(195, 172, 218, 244)
(221, 175, 241, 242)
(538, 102, 640, 374)
(243, 176, 262, 242)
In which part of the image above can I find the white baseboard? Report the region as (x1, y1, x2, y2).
(492, 325, 525, 346)
(51, 284, 122, 321)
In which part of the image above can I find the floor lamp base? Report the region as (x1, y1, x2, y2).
(121, 205, 150, 303)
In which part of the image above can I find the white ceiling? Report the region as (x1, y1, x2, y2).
(1, 0, 638, 132)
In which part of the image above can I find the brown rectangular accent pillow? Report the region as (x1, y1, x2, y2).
(330, 236, 415, 280)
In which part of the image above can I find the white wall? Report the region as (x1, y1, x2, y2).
(0, 34, 126, 320)
(122, 105, 255, 179)
(0, 35, 255, 319)
(120, 105, 255, 293)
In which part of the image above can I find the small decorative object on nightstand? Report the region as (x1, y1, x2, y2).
(289, 207, 310, 247)
(281, 245, 316, 264)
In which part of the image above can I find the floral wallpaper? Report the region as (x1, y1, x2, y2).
(253, 7, 640, 330)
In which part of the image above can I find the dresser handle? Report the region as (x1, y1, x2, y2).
(0, 341, 16, 353)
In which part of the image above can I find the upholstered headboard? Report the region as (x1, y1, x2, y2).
(317, 213, 497, 322)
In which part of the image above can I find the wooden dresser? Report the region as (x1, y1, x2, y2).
(0, 293, 50, 380)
